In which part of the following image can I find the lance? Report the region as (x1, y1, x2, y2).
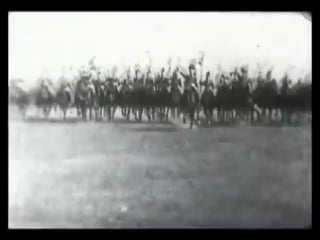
(146, 50, 152, 68)
(198, 51, 205, 92)
(199, 51, 205, 81)
(126, 67, 131, 83)
(167, 57, 172, 78)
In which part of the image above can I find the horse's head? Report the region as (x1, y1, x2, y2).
(76, 80, 90, 100)
(39, 84, 51, 99)
(96, 83, 106, 97)
(146, 83, 155, 93)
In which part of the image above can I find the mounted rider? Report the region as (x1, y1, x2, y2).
(145, 68, 155, 89)
(201, 71, 214, 94)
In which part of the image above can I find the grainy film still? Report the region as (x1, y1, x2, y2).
(9, 12, 311, 228)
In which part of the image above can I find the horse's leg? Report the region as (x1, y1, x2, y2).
(149, 106, 154, 120)
(125, 107, 128, 121)
(182, 110, 186, 124)
(159, 107, 162, 121)
(210, 107, 214, 124)
(221, 109, 224, 122)
(249, 107, 253, 124)
(109, 106, 112, 120)
(259, 108, 264, 123)
(165, 106, 168, 121)
(21, 106, 26, 120)
(44, 107, 50, 119)
(148, 107, 152, 121)
(121, 106, 124, 117)
(225, 109, 229, 122)
(125, 106, 128, 120)
(275, 108, 279, 122)
(42, 107, 46, 119)
(268, 108, 272, 124)
(110, 106, 114, 121)
(89, 105, 93, 120)
(147, 107, 151, 121)
(139, 107, 143, 122)
(81, 104, 85, 120)
(209, 107, 213, 124)
(203, 107, 207, 124)
(103, 106, 106, 120)
(196, 106, 200, 121)
(109, 106, 113, 121)
(107, 106, 110, 121)
(133, 107, 137, 121)
(165, 107, 169, 121)
(216, 108, 219, 123)
(114, 105, 118, 120)
(282, 108, 287, 125)
(161, 107, 165, 121)
(176, 107, 180, 120)
(189, 109, 195, 130)
(77, 105, 81, 117)
(63, 108, 67, 120)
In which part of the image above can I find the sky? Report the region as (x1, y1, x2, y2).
(9, 12, 311, 86)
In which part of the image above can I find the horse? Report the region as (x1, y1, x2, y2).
(55, 84, 72, 120)
(155, 80, 170, 121)
(105, 81, 118, 121)
(231, 78, 256, 124)
(145, 81, 156, 121)
(182, 85, 200, 130)
(92, 80, 107, 121)
(35, 82, 55, 119)
(75, 79, 95, 120)
(169, 82, 182, 120)
(9, 81, 30, 120)
(277, 79, 293, 124)
(200, 83, 215, 124)
(132, 79, 145, 122)
(215, 80, 233, 123)
(119, 81, 133, 120)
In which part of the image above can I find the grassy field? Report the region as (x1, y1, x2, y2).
(9, 109, 312, 228)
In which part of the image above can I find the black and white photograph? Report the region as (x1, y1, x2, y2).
(8, 11, 311, 228)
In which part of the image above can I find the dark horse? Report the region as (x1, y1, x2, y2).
(92, 80, 107, 121)
(200, 83, 215, 124)
(155, 79, 170, 121)
(119, 81, 133, 120)
(169, 82, 182, 120)
(145, 81, 156, 121)
(132, 79, 145, 122)
(105, 81, 118, 121)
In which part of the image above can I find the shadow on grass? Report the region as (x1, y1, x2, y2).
(123, 126, 178, 132)
(13, 117, 310, 129)
(15, 117, 174, 126)
(198, 120, 311, 128)
(22, 117, 81, 124)
(110, 118, 172, 125)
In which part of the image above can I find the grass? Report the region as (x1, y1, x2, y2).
(8, 118, 311, 228)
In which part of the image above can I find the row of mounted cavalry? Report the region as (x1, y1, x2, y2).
(9, 64, 311, 129)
